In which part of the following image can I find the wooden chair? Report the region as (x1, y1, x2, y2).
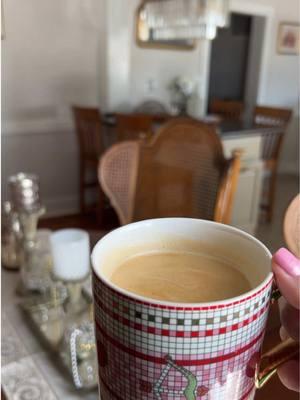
(210, 99, 244, 120)
(114, 113, 153, 142)
(253, 105, 293, 222)
(72, 106, 105, 220)
(99, 118, 242, 225)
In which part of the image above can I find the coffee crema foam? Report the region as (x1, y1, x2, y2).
(110, 251, 251, 303)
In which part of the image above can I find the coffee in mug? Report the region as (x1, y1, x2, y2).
(110, 250, 251, 302)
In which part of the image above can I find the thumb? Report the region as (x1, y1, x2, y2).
(272, 248, 300, 310)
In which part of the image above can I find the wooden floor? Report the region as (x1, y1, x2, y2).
(38, 208, 119, 232)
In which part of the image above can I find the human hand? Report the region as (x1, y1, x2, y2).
(272, 248, 300, 392)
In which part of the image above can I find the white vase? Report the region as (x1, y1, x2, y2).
(187, 91, 204, 118)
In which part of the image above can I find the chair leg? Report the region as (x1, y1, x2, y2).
(96, 187, 105, 227)
(266, 169, 277, 223)
(79, 167, 86, 215)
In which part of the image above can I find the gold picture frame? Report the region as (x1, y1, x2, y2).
(277, 22, 300, 55)
(135, 4, 197, 51)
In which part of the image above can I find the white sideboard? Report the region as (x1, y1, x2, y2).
(222, 134, 263, 235)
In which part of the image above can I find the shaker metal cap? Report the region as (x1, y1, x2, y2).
(8, 172, 41, 211)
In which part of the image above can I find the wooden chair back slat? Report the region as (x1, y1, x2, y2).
(73, 107, 104, 158)
(72, 106, 104, 216)
(254, 106, 292, 161)
(253, 105, 292, 222)
(210, 99, 244, 120)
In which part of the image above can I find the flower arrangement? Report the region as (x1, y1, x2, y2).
(168, 76, 195, 115)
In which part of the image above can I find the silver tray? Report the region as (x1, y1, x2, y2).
(19, 282, 98, 391)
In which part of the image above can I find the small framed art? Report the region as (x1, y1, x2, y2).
(277, 22, 300, 55)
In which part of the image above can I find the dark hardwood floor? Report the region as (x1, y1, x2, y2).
(38, 207, 119, 232)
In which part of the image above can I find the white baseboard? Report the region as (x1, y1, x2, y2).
(43, 195, 79, 218)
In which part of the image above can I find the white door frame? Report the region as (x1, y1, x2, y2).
(201, 0, 274, 113)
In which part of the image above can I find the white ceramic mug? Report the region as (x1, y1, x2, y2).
(90, 218, 296, 400)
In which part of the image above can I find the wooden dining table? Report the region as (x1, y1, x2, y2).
(101, 113, 283, 160)
(1, 230, 297, 399)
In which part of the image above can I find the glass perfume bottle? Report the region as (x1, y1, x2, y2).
(1, 201, 21, 270)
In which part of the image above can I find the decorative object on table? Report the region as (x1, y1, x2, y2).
(19, 228, 53, 294)
(8, 172, 41, 210)
(82, 274, 93, 300)
(137, 0, 229, 41)
(253, 106, 293, 223)
(277, 22, 300, 55)
(185, 80, 204, 119)
(50, 228, 91, 315)
(7, 172, 52, 293)
(99, 118, 242, 225)
(134, 99, 169, 115)
(284, 194, 300, 258)
(20, 291, 97, 390)
(72, 106, 105, 221)
(1, 201, 22, 270)
(61, 311, 97, 389)
(168, 76, 195, 115)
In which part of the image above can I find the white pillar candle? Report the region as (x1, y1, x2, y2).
(51, 229, 90, 281)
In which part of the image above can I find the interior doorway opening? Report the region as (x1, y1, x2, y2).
(207, 12, 266, 121)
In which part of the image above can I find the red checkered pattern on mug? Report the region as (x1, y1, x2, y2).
(93, 271, 273, 400)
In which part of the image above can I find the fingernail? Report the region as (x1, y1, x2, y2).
(273, 248, 300, 277)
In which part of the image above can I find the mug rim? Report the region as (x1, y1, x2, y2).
(91, 218, 273, 308)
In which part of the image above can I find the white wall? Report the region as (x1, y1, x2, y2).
(102, 0, 206, 113)
(2, 0, 104, 214)
(252, 0, 299, 107)
(129, 0, 204, 111)
(2, 0, 299, 216)
(130, 42, 205, 112)
(2, 0, 103, 125)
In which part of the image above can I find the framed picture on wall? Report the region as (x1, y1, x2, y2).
(277, 22, 300, 55)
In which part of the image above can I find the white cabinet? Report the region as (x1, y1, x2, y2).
(222, 135, 263, 235)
